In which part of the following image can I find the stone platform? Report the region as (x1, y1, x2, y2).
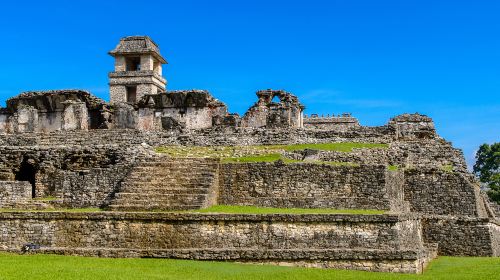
(0, 212, 437, 273)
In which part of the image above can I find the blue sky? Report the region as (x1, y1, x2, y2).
(0, 0, 498, 166)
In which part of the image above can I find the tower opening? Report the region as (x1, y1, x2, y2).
(126, 86, 137, 103)
(125, 56, 141, 71)
(14, 158, 37, 198)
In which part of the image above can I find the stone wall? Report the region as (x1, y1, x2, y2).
(0, 181, 32, 207)
(0, 144, 147, 207)
(404, 169, 485, 216)
(422, 216, 500, 256)
(0, 212, 435, 273)
(303, 114, 360, 130)
(218, 163, 401, 210)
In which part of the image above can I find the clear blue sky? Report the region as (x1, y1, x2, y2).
(0, 0, 498, 166)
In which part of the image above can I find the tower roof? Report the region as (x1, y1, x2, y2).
(109, 36, 167, 64)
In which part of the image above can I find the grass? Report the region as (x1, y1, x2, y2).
(156, 143, 388, 164)
(0, 253, 497, 280)
(441, 165, 454, 172)
(261, 142, 389, 152)
(388, 165, 399, 171)
(191, 205, 385, 215)
(33, 196, 58, 202)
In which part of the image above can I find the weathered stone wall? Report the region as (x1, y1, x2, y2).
(0, 212, 434, 273)
(303, 115, 360, 130)
(0, 145, 146, 207)
(218, 163, 400, 210)
(0, 128, 395, 148)
(0, 181, 32, 207)
(422, 217, 499, 256)
(404, 169, 485, 216)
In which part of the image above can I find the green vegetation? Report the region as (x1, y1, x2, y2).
(388, 165, 399, 171)
(441, 165, 454, 173)
(192, 205, 385, 215)
(156, 142, 387, 164)
(33, 196, 58, 202)
(473, 143, 500, 203)
(261, 142, 388, 152)
(0, 208, 101, 213)
(0, 253, 497, 280)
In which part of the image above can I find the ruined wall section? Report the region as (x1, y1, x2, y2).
(0, 90, 109, 133)
(115, 90, 229, 131)
(0, 181, 32, 208)
(218, 163, 403, 211)
(303, 114, 360, 130)
(0, 212, 435, 273)
(404, 168, 486, 216)
(422, 217, 499, 256)
(388, 113, 436, 140)
(241, 89, 304, 129)
(0, 144, 148, 208)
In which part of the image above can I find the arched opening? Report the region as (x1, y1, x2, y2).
(271, 95, 281, 104)
(15, 158, 37, 198)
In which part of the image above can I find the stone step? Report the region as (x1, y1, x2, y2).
(121, 180, 213, 186)
(114, 193, 208, 201)
(108, 204, 203, 211)
(125, 173, 216, 180)
(117, 187, 211, 194)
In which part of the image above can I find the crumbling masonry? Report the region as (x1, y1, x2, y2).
(0, 36, 497, 274)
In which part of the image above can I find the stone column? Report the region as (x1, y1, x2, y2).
(62, 101, 89, 131)
(15, 106, 39, 132)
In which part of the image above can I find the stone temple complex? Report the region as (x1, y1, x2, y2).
(0, 36, 498, 274)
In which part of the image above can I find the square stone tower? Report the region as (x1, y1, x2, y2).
(108, 36, 167, 104)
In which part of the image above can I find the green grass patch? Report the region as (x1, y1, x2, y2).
(388, 165, 399, 171)
(261, 142, 389, 152)
(221, 153, 283, 163)
(441, 165, 454, 172)
(0, 253, 497, 280)
(192, 205, 385, 215)
(33, 196, 58, 202)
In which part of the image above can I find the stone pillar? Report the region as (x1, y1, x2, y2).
(15, 106, 39, 132)
(62, 101, 89, 131)
(114, 55, 126, 72)
(141, 54, 154, 71)
(113, 103, 138, 129)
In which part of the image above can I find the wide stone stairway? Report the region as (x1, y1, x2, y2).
(108, 157, 219, 211)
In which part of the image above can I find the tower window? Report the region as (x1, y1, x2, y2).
(125, 57, 141, 71)
(126, 86, 137, 103)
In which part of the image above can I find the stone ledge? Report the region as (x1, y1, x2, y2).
(0, 212, 417, 222)
(10, 247, 437, 273)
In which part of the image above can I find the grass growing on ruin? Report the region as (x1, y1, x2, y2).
(155, 142, 388, 160)
(441, 164, 454, 172)
(260, 142, 389, 152)
(388, 165, 399, 171)
(192, 205, 385, 215)
(0, 253, 497, 280)
(33, 196, 58, 202)
(155, 143, 385, 164)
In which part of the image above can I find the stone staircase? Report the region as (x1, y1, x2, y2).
(108, 157, 219, 211)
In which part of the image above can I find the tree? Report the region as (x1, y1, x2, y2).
(473, 143, 500, 204)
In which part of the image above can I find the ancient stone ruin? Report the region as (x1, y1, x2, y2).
(0, 36, 498, 274)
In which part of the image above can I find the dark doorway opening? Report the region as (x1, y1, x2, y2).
(15, 158, 37, 198)
(126, 86, 137, 103)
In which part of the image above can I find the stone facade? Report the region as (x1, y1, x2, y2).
(0, 212, 436, 273)
(218, 163, 404, 211)
(0, 35, 498, 273)
(108, 36, 167, 104)
(241, 89, 304, 128)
